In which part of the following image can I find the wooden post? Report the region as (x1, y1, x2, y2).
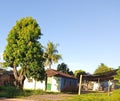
(98, 78, 100, 91)
(108, 80, 110, 96)
(34, 80, 36, 90)
(78, 74, 82, 95)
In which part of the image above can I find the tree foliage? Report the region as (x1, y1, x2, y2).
(43, 41, 62, 69)
(57, 62, 73, 75)
(114, 67, 120, 86)
(57, 62, 69, 73)
(3, 17, 45, 89)
(74, 69, 86, 79)
(94, 63, 113, 75)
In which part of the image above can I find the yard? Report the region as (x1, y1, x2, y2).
(25, 90, 120, 101)
(0, 86, 120, 101)
(1, 90, 120, 101)
(0, 94, 73, 101)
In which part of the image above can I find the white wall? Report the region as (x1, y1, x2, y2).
(51, 76, 61, 92)
(23, 78, 45, 90)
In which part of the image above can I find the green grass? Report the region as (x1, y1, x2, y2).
(0, 86, 44, 98)
(64, 90, 120, 101)
(1, 86, 120, 101)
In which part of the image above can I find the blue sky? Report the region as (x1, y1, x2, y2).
(0, 0, 120, 73)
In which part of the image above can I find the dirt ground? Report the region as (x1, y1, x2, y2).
(0, 94, 74, 101)
(0, 98, 31, 101)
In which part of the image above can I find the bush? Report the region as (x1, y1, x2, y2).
(0, 86, 44, 98)
(0, 86, 23, 98)
(23, 89, 44, 96)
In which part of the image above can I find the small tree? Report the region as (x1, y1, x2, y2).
(3, 17, 45, 90)
(43, 42, 62, 69)
(94, 63, 113, 75)
(57, 62, 69, 73)
(57, 62, 73, 75)
(74, 69, 86, 79)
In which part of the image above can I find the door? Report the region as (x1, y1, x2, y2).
(47, 83, 51, 91)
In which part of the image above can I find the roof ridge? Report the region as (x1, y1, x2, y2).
(46, 69, 77, 79)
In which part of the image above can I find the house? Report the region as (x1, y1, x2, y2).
(46, 69, 78, 92)
(24, 69, 78, 92)
(0, 68, 15, 86)
(81, 69, 119, 91)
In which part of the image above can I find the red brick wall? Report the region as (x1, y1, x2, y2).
(0, 74, 15, 86)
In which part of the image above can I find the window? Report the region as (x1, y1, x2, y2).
(47, 77, 52, 83)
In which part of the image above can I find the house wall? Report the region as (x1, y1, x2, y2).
(24, 76, 78, 92)
(51, 76, 61, 92)
(47, 76, 61, 92)
(23, 78, 45, 90)
(61, 77, 78, 92)
(0, 74, 15, 86)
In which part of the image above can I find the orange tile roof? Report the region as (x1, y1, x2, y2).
(46, 69, 77, 79)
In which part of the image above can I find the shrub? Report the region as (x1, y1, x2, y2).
(0, 86, 22, 98)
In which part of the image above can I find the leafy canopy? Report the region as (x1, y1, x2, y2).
(57, 62, 73, 75)
(74, 69, 86, 79)
(114, 67, 120, 86)
(43, 41, 62, 69)
(94, 63, 113, 75)
(3, 17, 45, 81)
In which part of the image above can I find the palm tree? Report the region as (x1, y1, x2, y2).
(43, 41, 62, 69)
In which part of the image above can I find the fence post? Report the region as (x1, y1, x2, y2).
(108, 80, 110, 96)
(78, 74, 82, 95)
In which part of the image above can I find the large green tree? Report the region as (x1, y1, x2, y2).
(94, 63, 113, 75)
(3, 17, 45, 90)
(43, 42, 62, 69)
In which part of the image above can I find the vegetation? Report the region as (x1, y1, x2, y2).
(94, 63, 113, 75)
(1, 85, 120, 101)
(0, 86, 44, 98)
(57, 62, 73, 75)
(65, 89, 120, 101)
(43, 41, 62, 69)
(114, 67, 120, 86)
(74, 69, 86, 79)
(3, 17, 45, 90)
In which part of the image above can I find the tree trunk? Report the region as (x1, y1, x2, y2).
(13, 66, 25, 91)
(49, 61, 52, 69)
(49, 64, 51, 69)
(45, 74, 47, 91)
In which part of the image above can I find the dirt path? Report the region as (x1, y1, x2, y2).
(0, 98, 32, 101)
(26, 94, 73, 101)
(0, 94, 73, 101)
